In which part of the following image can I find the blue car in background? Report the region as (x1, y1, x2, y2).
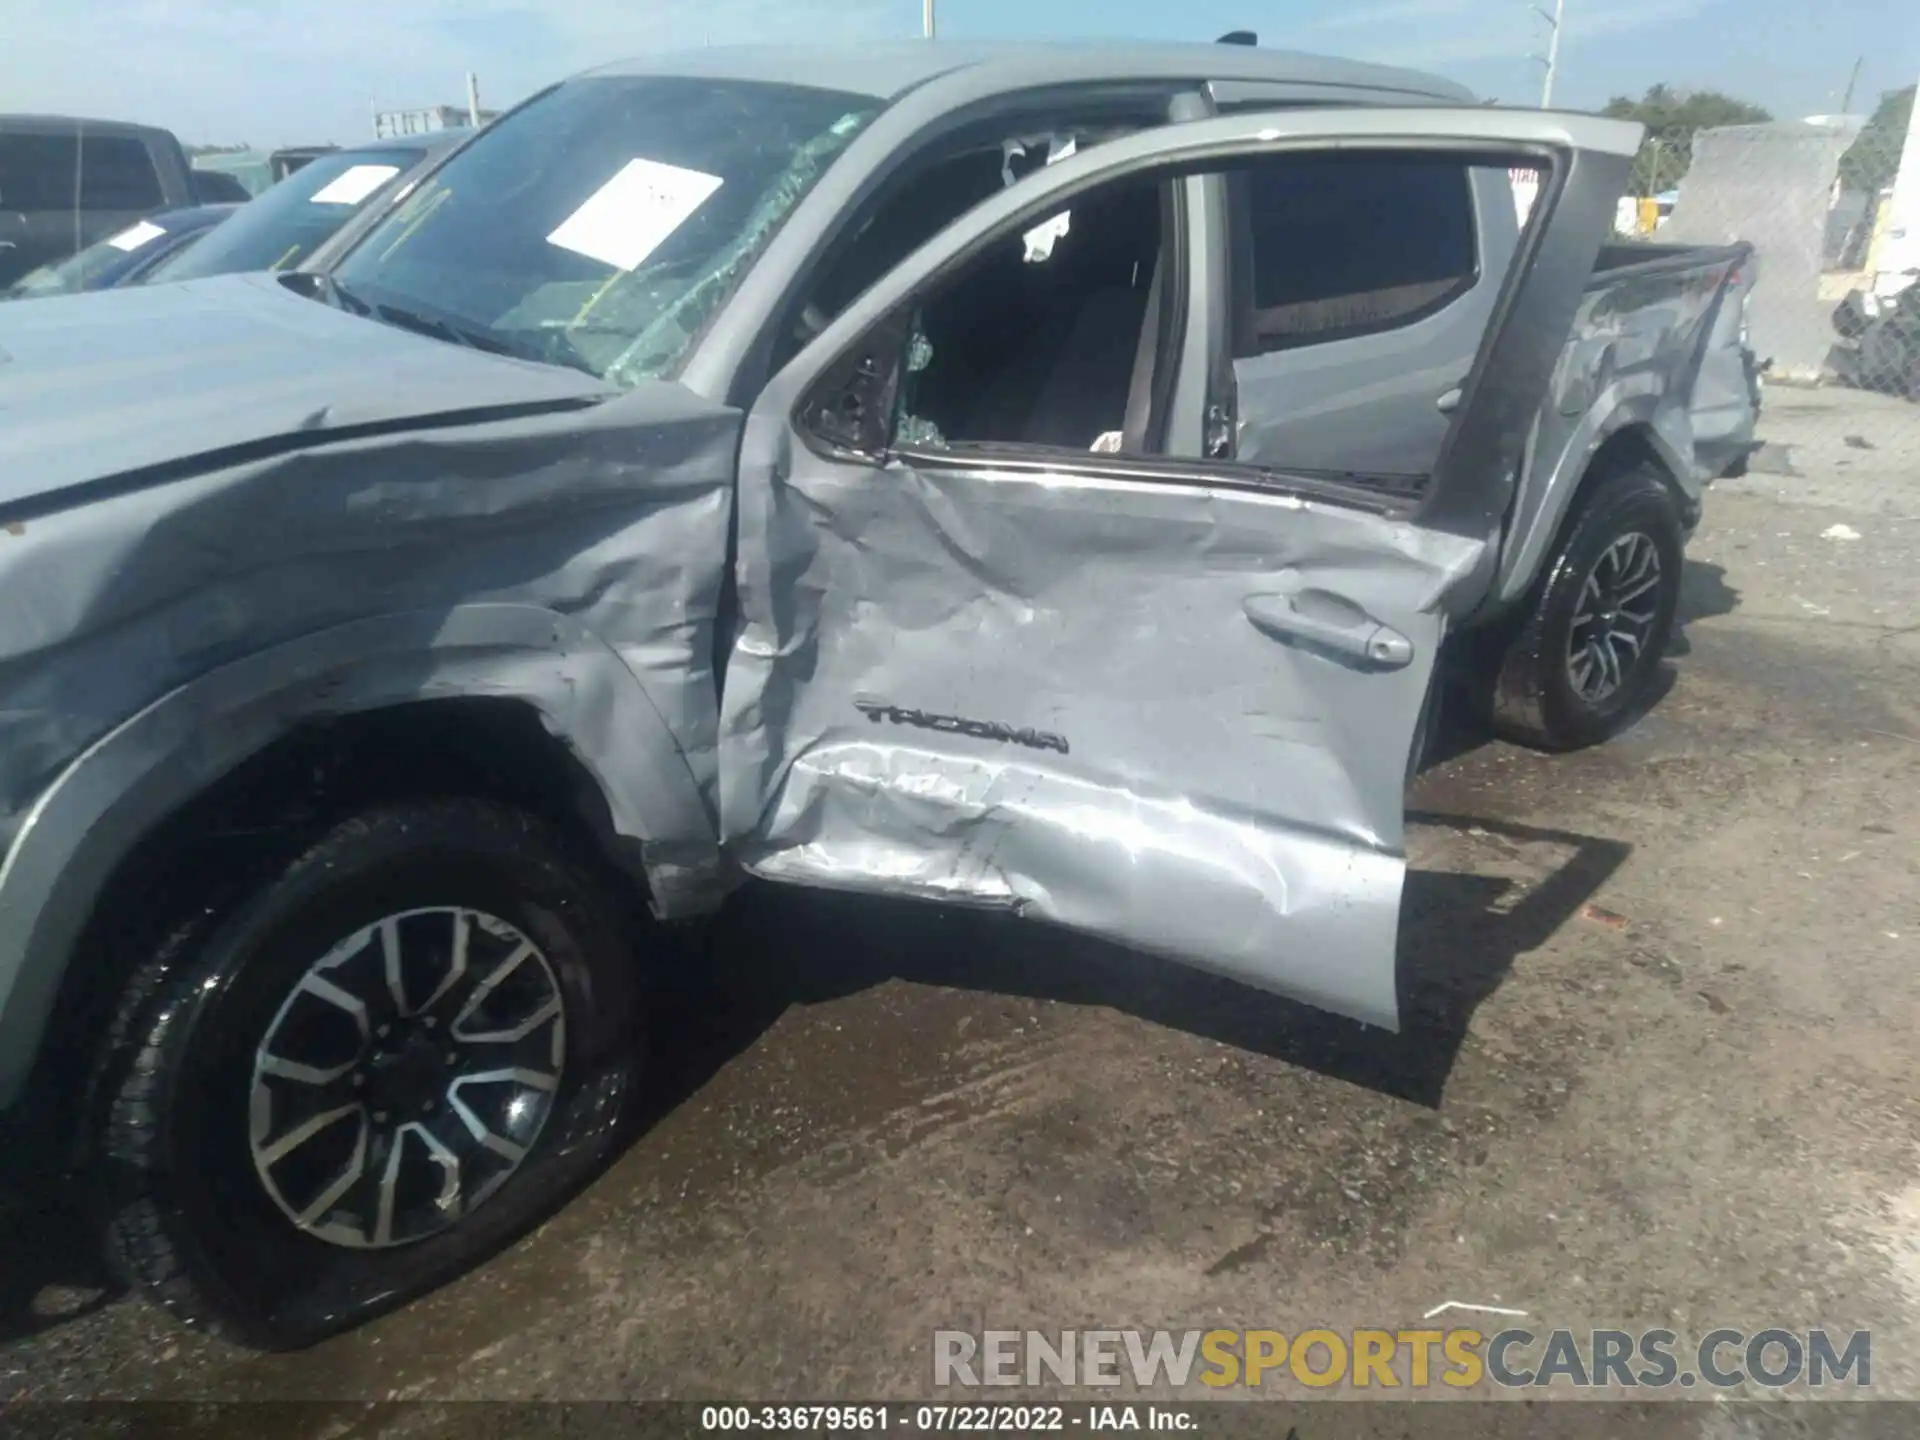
(2, 204, 237, 298)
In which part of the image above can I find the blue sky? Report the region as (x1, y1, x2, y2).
(2, 0, 1915, 147)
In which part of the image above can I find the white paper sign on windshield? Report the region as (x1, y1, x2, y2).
(309, 164, 401, 206)
(545, 158, 724, 272)
(107, 220, 167, 252)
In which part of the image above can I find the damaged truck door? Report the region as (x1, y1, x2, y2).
(719, 109, 1638, 1030)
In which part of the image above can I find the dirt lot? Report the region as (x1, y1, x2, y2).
(3, 388, 1918, 1428)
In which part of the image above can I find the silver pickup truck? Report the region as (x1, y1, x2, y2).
(0, 42, 1755, 1346)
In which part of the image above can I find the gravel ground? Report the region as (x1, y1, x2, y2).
(3, 391, 1917, 1435)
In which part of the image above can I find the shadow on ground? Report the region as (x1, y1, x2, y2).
(0, 1162, 121, 1347)
(643, 811, 1628, 1148)
(2, 808, 1627, 1347)
(1670, 558, 1742, 657)
(1679, 558, 1741, 626)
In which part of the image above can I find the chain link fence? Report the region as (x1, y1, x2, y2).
(1610, 89, 1919, 510)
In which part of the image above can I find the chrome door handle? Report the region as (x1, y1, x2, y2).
(1243, 591, 1414, 670)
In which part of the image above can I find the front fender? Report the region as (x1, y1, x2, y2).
(0, 602, 723, 1111)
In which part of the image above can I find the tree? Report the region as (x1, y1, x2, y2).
(1600, 84, 1773, 193)
(1839, 84, 1916, 195)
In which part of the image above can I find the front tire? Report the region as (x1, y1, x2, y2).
(1486, 465, 1685, 751)
(91, 798, 644, 1349)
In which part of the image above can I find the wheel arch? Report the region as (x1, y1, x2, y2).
(1494, 399, 1691, 612)
(0, 603, 725, 1121)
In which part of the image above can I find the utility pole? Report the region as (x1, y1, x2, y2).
(923, 0, 935, 39)
(1840, 55, 1863, 113)
(1531, 0, 1564, 108)
(466, 72, 481, 128)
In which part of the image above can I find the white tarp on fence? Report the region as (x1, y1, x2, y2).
(1664, 118, 1862, 379)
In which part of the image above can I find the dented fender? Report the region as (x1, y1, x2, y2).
(1494, 250, 1752, 609)
(0, 603, 727, 1111)
(1496, 385, 1681, 607)
(0, 286, 745, 1112)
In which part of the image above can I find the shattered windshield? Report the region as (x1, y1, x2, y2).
(327, 76, 881, 385)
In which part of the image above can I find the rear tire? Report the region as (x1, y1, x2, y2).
(90, 798, 644, 1349)
(1486, 464, 1685, 752)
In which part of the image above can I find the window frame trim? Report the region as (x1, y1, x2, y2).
(789, 150, 1448, 517)
(888, 443, 1417, 517)
(757, 117, 1602, 535)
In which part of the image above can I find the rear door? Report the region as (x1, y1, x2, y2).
(1225, 159, 1526, 483)
(718, 107, 1637, 1030)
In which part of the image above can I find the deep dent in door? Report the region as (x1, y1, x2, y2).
(715, 105, 1640, 1032)
(720, 446, 1489, 1032)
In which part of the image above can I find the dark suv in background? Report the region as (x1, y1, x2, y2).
(0, 115, 199, 287)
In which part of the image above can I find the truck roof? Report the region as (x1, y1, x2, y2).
(582, 39, 1475, 105)
(0, 114, 182, 142)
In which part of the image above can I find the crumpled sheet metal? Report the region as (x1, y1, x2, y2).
(0, 273, 611, 509)
(0, 283, 742, 1106)
(1500, 251, 1749, 603)
(722, 448, 1490, 1032)
(0, 387, 738, 839)
(1556, 258, 1741, 480)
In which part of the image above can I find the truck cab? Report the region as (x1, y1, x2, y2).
(0, 115, 198, 287)
(0, 41, 1750, 1350)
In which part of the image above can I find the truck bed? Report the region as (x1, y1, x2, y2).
(1589, 239, 1752, 286)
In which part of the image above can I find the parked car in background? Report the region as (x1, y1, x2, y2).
(145, 135, 460, 284)
(0, 40, 1757, 1351)
(269, 144, 339, 181)
(189, 145, 348, 200)
(0, 115, 197, 286)
(189, 169, 254, 204)
(191, 149, 277, 198)
(2, 204, 236, 298)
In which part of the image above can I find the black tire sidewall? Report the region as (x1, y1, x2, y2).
(128, 803, 638, 1347)
(1530, 481, 1684, 747)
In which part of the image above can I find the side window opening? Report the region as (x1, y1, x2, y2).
(890, 174, 1167, 454)
(811, 149, 1008, 321)
(1237, 152, 1477, 353)
(773, 110, 1162, 375)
